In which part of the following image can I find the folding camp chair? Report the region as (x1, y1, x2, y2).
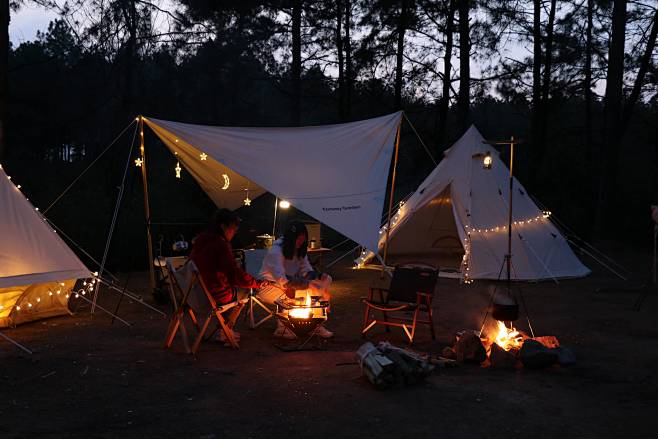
(163, 258, 198, 353)
(245, 289, 275, 329)
(242, 249, 275, 329)
(362, 265, 439, 344)
(163, 260, 246, 353)
(159, 256, 188, 304)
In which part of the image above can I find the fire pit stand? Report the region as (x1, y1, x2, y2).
(273, 296, 330, 351)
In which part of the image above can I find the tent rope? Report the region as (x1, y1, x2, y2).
(0, 331, 33, 354)
(44, 119, 137, 214)
(517, 233, 560, 284)
(530, 195, 629, 277)
(92, 123, 139, 314)
(402, 112, 438, 166)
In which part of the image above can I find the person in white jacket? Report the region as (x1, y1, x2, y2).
(258, 220, 333, 339)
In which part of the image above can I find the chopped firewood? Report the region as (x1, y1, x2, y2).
(355, 342, 434, 389)
(429, 357, 459, 368)
(489, 342, 518, 369)
(453, 330, 487, 364)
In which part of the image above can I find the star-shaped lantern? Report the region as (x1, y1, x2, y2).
(200, 153, 208, 161)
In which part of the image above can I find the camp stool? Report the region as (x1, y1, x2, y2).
(361, 265, 439, 344)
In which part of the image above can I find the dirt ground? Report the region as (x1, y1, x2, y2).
(2, 251, 657, 439)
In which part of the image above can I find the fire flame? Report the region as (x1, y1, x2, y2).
(493, 321, 523, 351)
(289, 292, 312, 319)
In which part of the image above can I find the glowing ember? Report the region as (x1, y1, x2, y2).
(288, 292, 312, 319)
(492, 321, 524, 351)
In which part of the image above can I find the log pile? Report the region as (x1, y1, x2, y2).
(355, 342, 435, 389)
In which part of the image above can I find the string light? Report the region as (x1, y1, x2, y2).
(244, 196, 251, 206)
(200, 153, 207, 161)
(221, 174, 230, 190)
(465, 212, 551, 235)
(134, 158, 143, 167)
(175, 162, 182, 179)
(460, 233, 474, 284)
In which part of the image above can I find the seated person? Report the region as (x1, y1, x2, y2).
(189, 209, 268, 343)
(258, 220, 333, 339)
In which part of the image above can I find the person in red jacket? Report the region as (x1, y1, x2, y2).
(189, 209, 267, 343)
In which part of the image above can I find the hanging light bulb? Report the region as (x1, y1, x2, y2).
(483, 151, 493, 169)
(175, 162, 182, 179)
(279, 200, 291, 209)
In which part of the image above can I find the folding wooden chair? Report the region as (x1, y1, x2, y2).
(163, 258, 198, 353)
(164, 260, 246, 353)
(362, 265, 439, 344)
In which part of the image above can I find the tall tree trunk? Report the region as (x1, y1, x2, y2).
(535, 0, 557, 171)
(531, 0, 542, 177)
(394, 0, 408, 110)
(584, 0, 596, 236)
(457, 0, 470, 132)
(620, 7, 658, 137)
(597, 0, 627, 230)
(0, 0, 9, 161)
(120, 0, 138, 117)
(584, 0, 593, 165)
(437, 0, 456, 149)
(336, 0, 345, 121)
(291, 0, 302, 126)
(344, 0, 352, 119)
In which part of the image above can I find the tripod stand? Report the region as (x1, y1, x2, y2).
(478, 136, 535, 338)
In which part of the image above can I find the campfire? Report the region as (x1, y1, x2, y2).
(288, 292, 314, 319)
(491, 321, 524, 351)
(275, 292, 328, 340)
(442, 322, 572, 369)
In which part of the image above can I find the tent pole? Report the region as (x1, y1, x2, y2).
(139, 116, 156, 294)
(382, 118, 402, 278)
(272, 196, 279, 238)
(506, 136, 515, 293)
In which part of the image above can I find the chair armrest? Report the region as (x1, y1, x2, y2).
(363, 300, 410, 312)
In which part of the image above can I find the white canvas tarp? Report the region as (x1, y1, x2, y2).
(144, 112, 402, 252)
(358, 125, 590, 281)
(0, 165, 91, 326)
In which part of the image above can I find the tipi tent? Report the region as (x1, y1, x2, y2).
(143, 112, 402, 252)
(0, 165, 91, 327)
(357, 125, 590, 281)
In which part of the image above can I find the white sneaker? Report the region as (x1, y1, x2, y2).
(313, 324, 334, 339)
(218, 328, 240, 343)
(274, 321, 297, 340)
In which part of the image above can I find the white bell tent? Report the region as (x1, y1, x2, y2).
(143, 112, 403, 253)
(0, 165, 91, 327)
(356, 125, 590, 281)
